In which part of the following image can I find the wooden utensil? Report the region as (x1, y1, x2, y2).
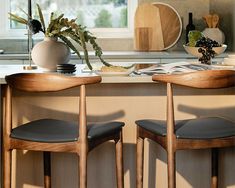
(212, 14, 219, 28)
(203, 14, 212, 28)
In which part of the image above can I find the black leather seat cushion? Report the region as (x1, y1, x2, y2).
(11, 119, 124, 143)
(136, 117, 235, 139)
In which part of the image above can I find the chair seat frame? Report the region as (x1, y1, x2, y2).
(2, 73, 124, 188)
(136, 70, 235, 188)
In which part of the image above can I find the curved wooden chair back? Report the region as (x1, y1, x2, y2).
(5, 73, 102, 144)
(3, 73, 125, 188)
(152, 70, 235, 89)
(4, 73, 101, 151)
(5, 73, 101, 92)
(4, 72, 102, 146)
(152, 69, 235, 153)
(135, 70, 235, 188)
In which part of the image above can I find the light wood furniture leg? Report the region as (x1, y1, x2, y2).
(167, 150, 176, 188)
(3, 85, 12, 188)
(167, 82, 176, 188)
(43, 151, 51, 188)
(79, 152, 87, 188)
(3, 149, 12, 188)
(136, 134, 144, 188)
(115, 131, 124, 188)
(0, 85, 2, 188)
(79, 84, 88, 188)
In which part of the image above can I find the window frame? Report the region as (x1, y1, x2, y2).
(0, 0, 138, 39)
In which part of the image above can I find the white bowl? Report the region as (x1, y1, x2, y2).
(183, 44, 227, 58)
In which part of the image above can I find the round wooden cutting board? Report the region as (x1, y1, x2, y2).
(134, 3, 182, 51)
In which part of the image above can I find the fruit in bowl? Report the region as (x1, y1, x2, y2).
(187, 30, 204, 47)
(184, 30, 227, 64)
(183, 44, 227, 58)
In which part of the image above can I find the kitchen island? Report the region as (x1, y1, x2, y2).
(1, 64, 235, 188)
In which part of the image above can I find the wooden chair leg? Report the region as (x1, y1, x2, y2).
(79, 152, 88, 188)
(136, 137, 144, 188)
(43, 151, 51, 188)
(115, 131, 124, 188)
(3, 149, 12, 188)
(167, 150, 176, 188)
(211, 148, 219, 188)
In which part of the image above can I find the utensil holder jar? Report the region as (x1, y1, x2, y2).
(202, 28, 225, 44)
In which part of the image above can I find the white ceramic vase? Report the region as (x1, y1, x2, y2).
(31, 37, 71, 71)
(202, 28, 225, 44)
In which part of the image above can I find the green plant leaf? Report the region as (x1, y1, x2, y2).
(36, 4, 46, 33)
(9, 4, 110, 71)
(58, 35, 82, 59)
(18, 7, 30, 18)
(60, 30, 82, 46)
(79, 30, 92, 70)
(88, 36, 112, 67)
(8, 13, 28, 24)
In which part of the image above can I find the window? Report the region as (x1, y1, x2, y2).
(0, 0, 137, 39)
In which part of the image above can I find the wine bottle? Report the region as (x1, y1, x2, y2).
(186, 12, 196, 44)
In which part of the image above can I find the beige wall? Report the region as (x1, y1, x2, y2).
(210, 0, 235, 50)
(98, 0, 235, 52)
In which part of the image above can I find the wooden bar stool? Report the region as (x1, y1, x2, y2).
(136, 70, 235, 188)
(3, 73, 124, 188)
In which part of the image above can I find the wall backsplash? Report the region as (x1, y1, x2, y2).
(0, 0, 234, 53)
(209, 0, 235, 51)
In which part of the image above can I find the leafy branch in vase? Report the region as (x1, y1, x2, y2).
(9, 4, 112, 70)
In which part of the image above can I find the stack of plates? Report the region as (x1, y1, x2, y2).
(57, 64, 76, 74)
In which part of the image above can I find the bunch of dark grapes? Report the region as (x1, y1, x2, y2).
(195, 37, 221, 65)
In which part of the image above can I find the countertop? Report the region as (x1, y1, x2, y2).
(0, 64, 153, 84)
(0, 51, 228, 60)
(1, 62, 234, 85)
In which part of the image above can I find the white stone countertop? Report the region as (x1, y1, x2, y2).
(0, 51, 228, 60)
(1, 59, 234, 84)
(0, 64, 153, 84)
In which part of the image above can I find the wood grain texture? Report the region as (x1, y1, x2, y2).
(5, 73, 102, 92)
(166, 83, 176, 188)
(3, 83, 235, 188)
(134, 3, 182, 51)
(153, 3, 182, 48)
(134, 27, 153, 51)
(136, 135, 144, 188)
(115, 132, 124, 188)
(137, 70, 235, 188)
(3, 73, 124, 188)
(3, 85, 12, 188)
(152, 70, 235, 89)
(134, 3, 164, 51)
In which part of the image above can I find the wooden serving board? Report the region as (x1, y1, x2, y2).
(134, 3, 182, 51)
(134, 3, 164, 51)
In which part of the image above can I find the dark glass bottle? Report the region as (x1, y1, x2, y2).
(186, 12, 196, 44)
